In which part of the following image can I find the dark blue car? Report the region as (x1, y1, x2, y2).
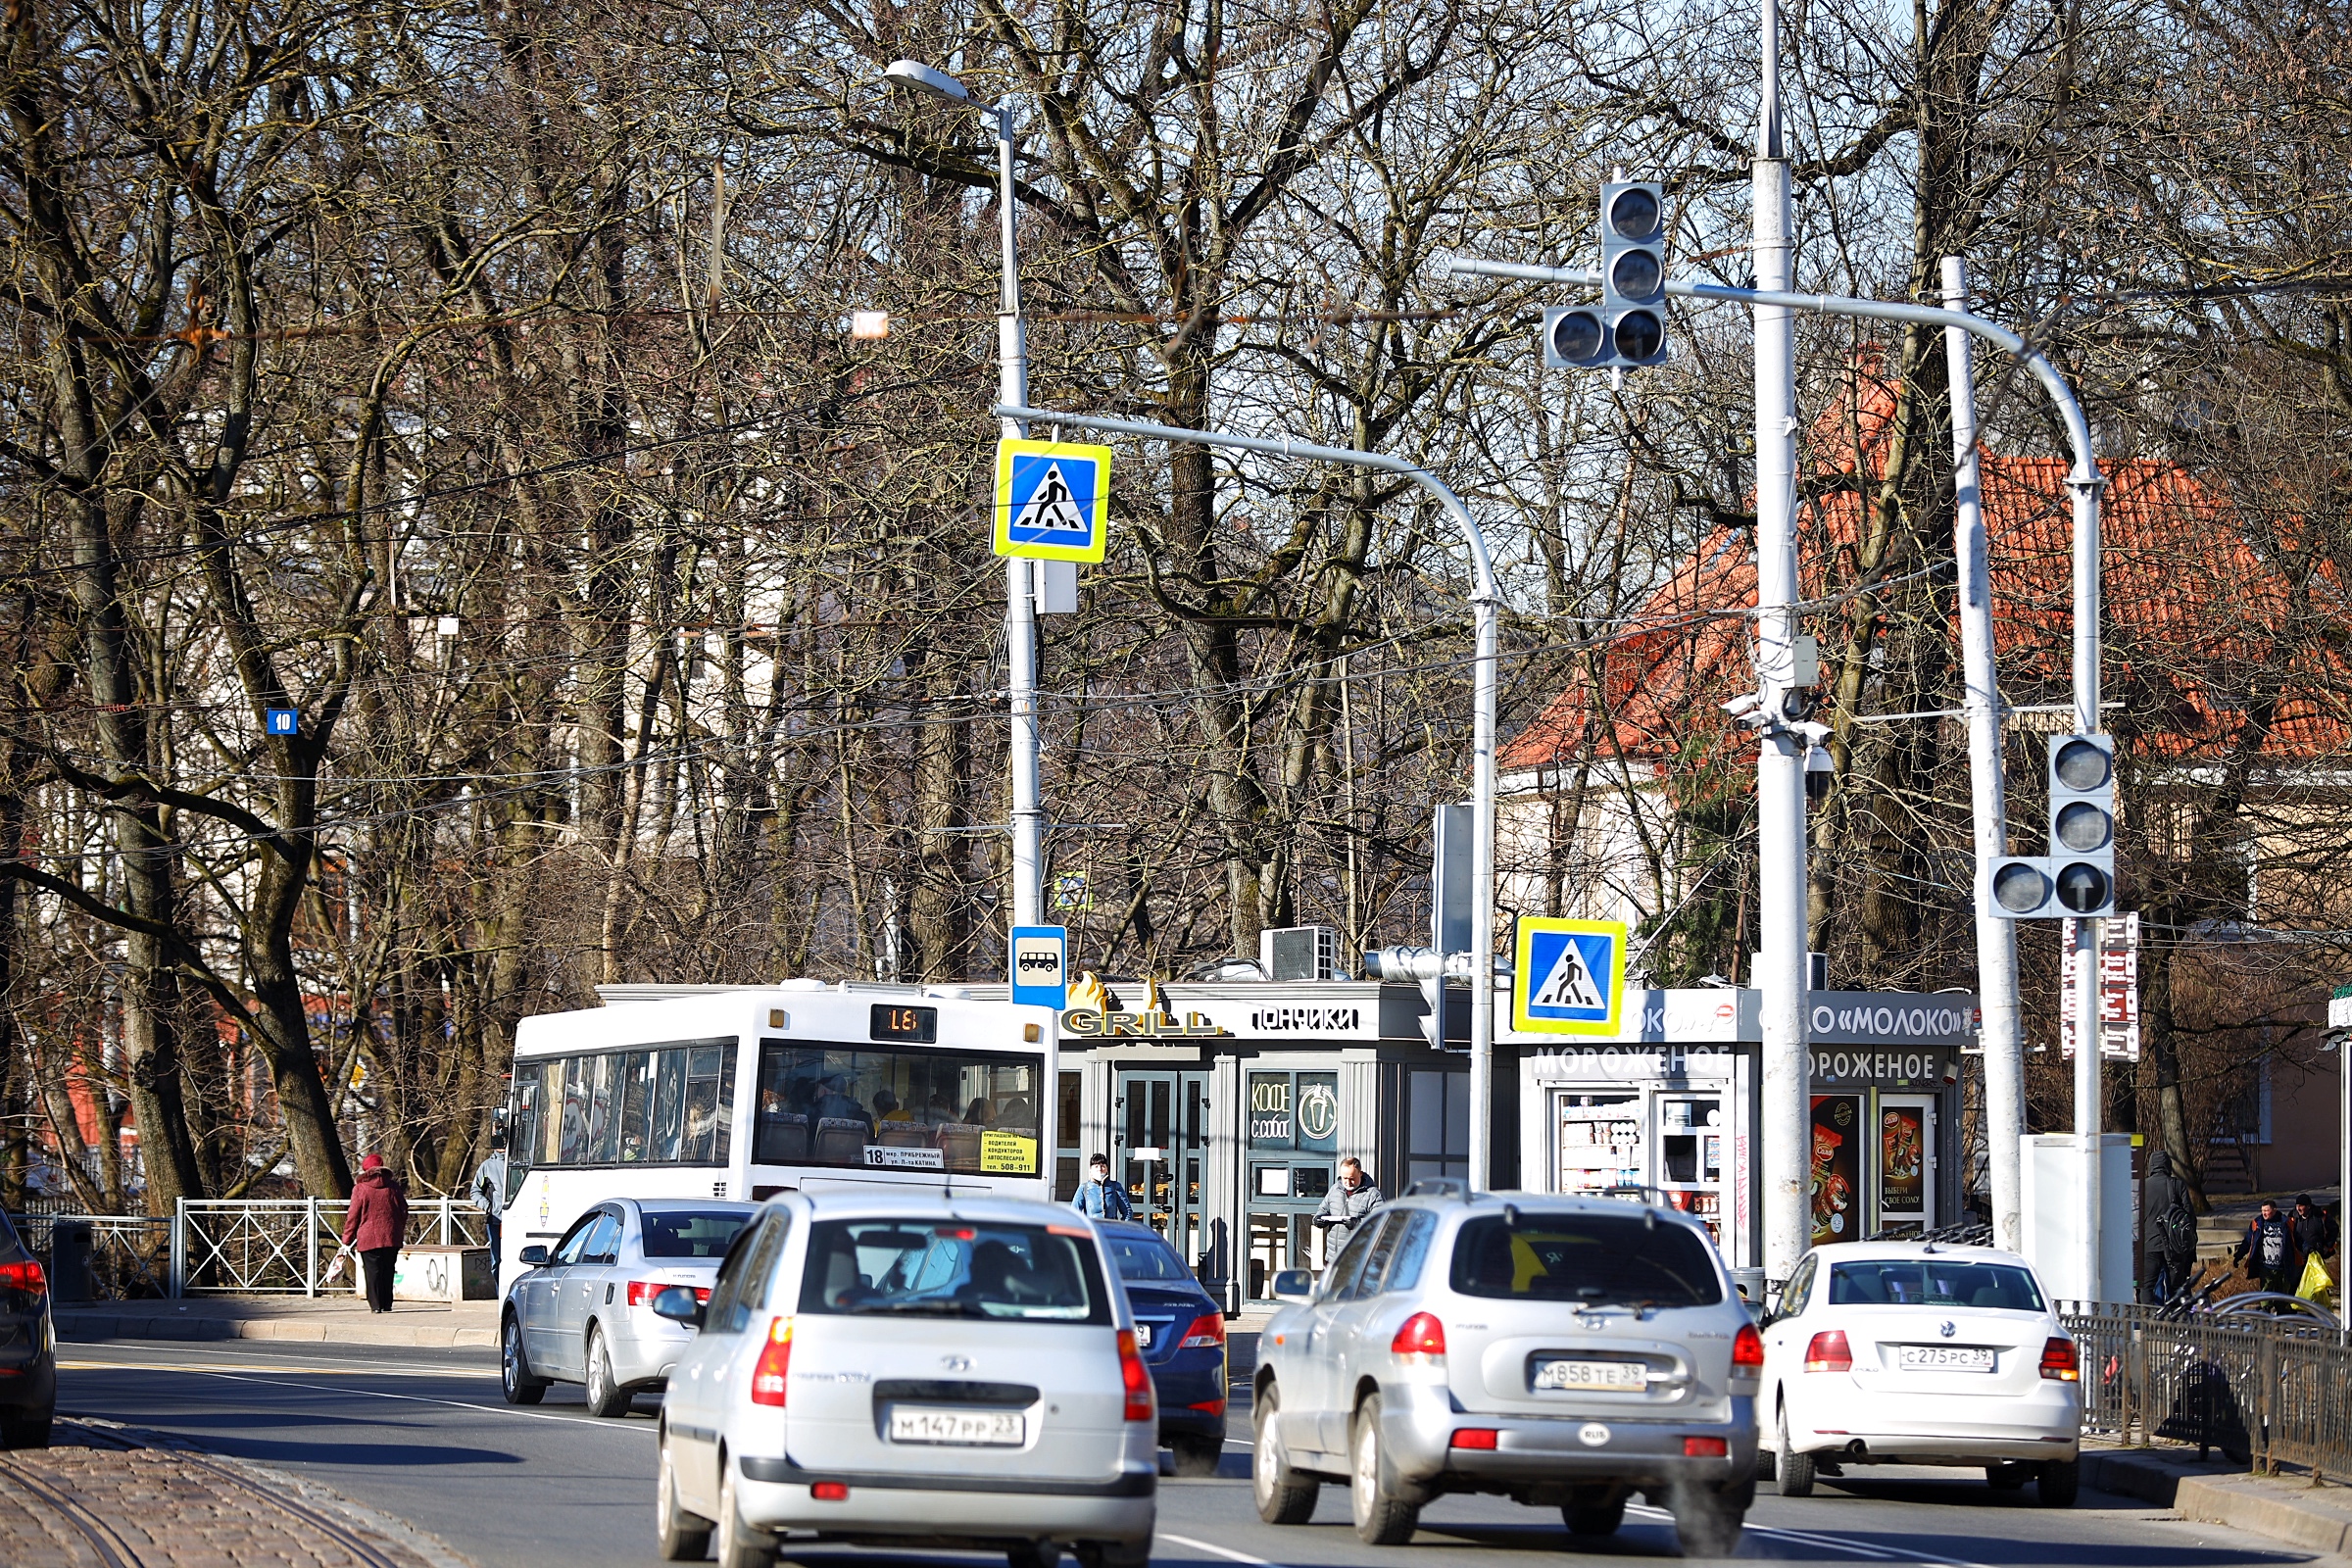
(1098, 1221, 1227, 1476)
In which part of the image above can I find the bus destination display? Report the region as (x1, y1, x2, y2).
(870, 1003, 939, 1043)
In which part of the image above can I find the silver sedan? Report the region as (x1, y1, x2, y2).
(503, 1198, 757, 1415)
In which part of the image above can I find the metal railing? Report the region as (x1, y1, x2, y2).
(6, 1212, 174, 1299)
(2062, 1301, 2352, 1476)
(171, 1199, 487, 1297)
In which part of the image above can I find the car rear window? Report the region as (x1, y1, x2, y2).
(640, 1209, 753, 1258)
(799, 1218, 1113, 1323)
(1829, 1259, 2045, 1310)
(1449, 1213, 1723, 1307)
(1104, 1233, 1192, 1283)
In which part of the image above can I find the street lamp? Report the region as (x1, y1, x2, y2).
(883, 59, 1045, 931)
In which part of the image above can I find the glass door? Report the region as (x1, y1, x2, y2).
(1114, 1068, 1210, 1264)
(1555, 1091, 1642, 1195)
(1877, 1095, 1936, 1231)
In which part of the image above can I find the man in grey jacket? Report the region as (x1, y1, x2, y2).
(1314, 1156, 1383, 1265)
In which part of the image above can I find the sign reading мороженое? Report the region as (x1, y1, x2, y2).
(1807, 1049, 1950, 1086)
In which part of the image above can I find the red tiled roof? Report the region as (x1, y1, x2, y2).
(1501, 372, 2352, 773)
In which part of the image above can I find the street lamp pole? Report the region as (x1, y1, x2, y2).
(993, 402, 1504, 1188)
(886, 60, 1043, 929)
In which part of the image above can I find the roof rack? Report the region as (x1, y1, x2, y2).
(1403, 1176, 1469, 1200)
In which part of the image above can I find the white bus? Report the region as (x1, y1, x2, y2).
(498, 982, 1058, 1279)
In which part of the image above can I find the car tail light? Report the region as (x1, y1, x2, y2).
(1802, 1330, 1851, 1373)
(751, 1317, 793, 1406)
(810, 1482, 849, 1501)
(1449, 1428, 1498, 1450)
(1179, 1311, 1226, 1349)
(1117, 1329, 1155, 1422)
(1684, 1436, 1729, 1457)
(0, 1259, 46, 1295)
(1392, 1312, 1446, 1359)
(626, 1281, 711, 1307)
(1732, 1323, 1765, 1370)
(2040, 1337, 2080, 1381)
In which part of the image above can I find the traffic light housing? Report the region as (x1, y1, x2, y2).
(1984, 733, 2117, 919)
(1599, 181, 1667, 368)
(1540, 181, 1669, 370)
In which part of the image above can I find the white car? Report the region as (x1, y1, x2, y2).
(651, 1192, 1157, 1568)
(1758, 1242, 2082, 1506)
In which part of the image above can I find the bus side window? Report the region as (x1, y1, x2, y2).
(652, 1050, 687, 1162)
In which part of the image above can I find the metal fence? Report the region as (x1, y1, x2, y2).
(174, 1199, 487, 1296)
(2062, 1301, 2352, 1477)
(6, 1212, 174, 1298)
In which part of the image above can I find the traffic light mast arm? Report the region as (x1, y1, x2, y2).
(993, 400, 1504, 1191)
(1442, 255, 2104, 737)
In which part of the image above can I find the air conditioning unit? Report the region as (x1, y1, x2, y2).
(1260, 925, 1338, 982)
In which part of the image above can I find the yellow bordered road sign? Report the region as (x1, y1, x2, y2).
(995, 438, 1111, 563)
(1512, 917, 1628, 1035)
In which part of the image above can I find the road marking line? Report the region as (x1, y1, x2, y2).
(77, 1364, 658, 1434)
(1626, 1503, 1996, 1568)
(1156, 1533, 1285, 1566)
(62, 1359, 500, 1380)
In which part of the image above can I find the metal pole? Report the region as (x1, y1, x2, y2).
(2071, 396, 2107, 1301)
(1752, 0, 1810, 1286)
(1941, 256, 2027, 1253)
(997, 103, 1042, 930)
(993, 402, 1503, 1187)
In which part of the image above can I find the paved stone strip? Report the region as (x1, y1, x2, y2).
(0, 1426, 474, 1568)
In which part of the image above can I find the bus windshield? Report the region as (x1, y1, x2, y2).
(753, 1040, 1041, 1176)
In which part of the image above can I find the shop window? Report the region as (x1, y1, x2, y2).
(1406, 1068, 1469, 1187)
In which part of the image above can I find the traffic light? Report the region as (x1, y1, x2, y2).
(2045, 734, 2116, 915)
(1541, 181, 1670, 370)
(1984, 733, 2117, 919)
(1600, 181, 1667, 368)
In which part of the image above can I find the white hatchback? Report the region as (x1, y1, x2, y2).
(1758, 1243, 2082, 1506)
(652, 1192, 1157, 1568)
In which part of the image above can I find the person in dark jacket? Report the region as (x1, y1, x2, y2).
(2232, 1199, 2302, 1298)
(1312, 1156, 1383, 1264)
(2140, 1150, 2196, 1303)
(2291, 1194, 2337, 1268)
(342, 1153, 410, 1313)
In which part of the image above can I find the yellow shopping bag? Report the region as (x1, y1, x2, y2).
(2296, 1251, 2333, 1306)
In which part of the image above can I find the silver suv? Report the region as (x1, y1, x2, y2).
(1251, 1182, 1761, 1556)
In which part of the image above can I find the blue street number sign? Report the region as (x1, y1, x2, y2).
(266, 708, 299, 736)
(1512, 917, 1628, 1036)
(994, 439, 1111, 563)
(1010, 924, 1069, 1010)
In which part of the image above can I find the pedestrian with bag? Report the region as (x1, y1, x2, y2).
(342, 1152, 410, 1314)
(1070, 1153, 1135, 1222)
(469, 1136, 509, 1288)
(1312, 1156, 1384, 1265)
(2140, 1150, 2197, 1304)
(2232, 1198, 2302, 1299)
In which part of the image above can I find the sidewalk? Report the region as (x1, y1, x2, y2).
(2085, 1440, 2352, 1555)
(55, 1294, 498, 1348)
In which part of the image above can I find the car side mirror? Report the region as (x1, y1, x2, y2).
(1271, 1268, 1316, 1304)
(652, 1285, 707, 1330)
(518, 1245, 549, 1266)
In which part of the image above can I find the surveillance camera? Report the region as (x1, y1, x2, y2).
(1794, 720, 1832, 747)
(1721, 692, 1763, 718)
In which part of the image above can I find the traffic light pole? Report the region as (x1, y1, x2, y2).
(1443, 253, 2107, 1289)
(992, 402, 1504, 1189)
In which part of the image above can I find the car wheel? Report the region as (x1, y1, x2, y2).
(502, 1317, 547, 1406)
(1251, 1384, 1318, 1525)
(585, 1327, 631, 1418)
(0, 1407, 53, 1450)
(2036, 1459, 2080, 1508)
(656, 1431, 713, 1561)
(1562, 1488, 1626, 1537)
(1349, 1394, 1420, 1546)
(1671, 1488, 1744, 1558)
(715, 1462, 776, 1568)
(1170, 1433, 1223, 1478)
(1074, 1543, 1149, 1568)
(1985, 1461, 2032, 1492)
(1776, 1403, 1815, 1497)
(1007, 1543, 1060, 1568)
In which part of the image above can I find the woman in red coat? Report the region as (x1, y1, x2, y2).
(341, 1153, 410, 1312)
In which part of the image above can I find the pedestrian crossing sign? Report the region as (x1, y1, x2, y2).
(1512, 917, 1628, 1035)
(995, 438, 1111, 563)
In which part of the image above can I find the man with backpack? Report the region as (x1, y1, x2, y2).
(2141, 1150, 2197, 1304)
(2233, 1198, 2303, 1298)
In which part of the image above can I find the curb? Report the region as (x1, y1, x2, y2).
(2084, 1446, 2352, 1556)
(55, 1311, 497, 1348)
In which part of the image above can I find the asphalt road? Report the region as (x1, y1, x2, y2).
(56, 1339, 2340, 1568)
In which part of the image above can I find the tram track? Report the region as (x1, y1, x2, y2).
(0, 1417, 414, 1568)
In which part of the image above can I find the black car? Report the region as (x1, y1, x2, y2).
(0, 1211, 54, 1447)
(1098, 1221, 1228, 1477)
